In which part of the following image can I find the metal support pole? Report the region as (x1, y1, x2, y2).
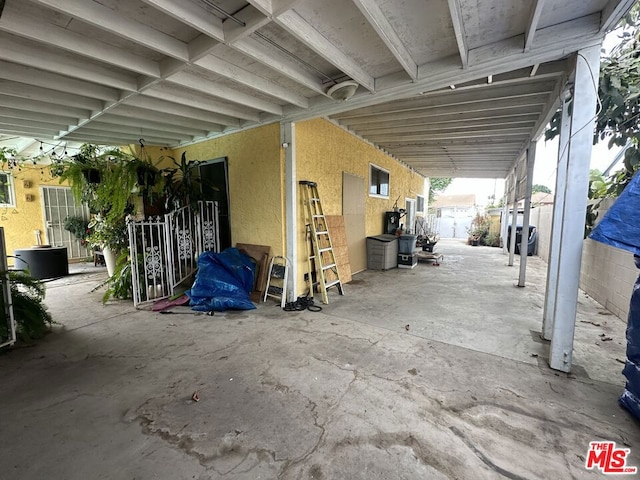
(508, 162, 519, 266)
(518, 142, 536, 286)
(543, 96, 572, 340)
(283, 122, 297, 302)
(549, 45, 601, 372)
(502, 174, 511, 254)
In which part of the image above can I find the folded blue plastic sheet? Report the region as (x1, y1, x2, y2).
(187, 248, 256, 312)
(590, 172, 640, 255)
(589, 173, 640, 418)
(619, 256, 640, 419)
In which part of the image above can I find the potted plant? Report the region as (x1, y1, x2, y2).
(86, 214, 129, 276)
(63, 216, 90, 246)
(162, 152, 204, 211)
(0, 270, 54, 343)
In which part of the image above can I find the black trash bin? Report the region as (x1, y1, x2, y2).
(507, 225, 537, 256)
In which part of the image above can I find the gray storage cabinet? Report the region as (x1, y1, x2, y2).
(367, 234, 398, 270)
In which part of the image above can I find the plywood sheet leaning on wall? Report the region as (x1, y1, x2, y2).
(236, 243, 271, 303)
(325, 215, 352, 284)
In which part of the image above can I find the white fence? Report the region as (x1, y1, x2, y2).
(531, 199, 636, 320)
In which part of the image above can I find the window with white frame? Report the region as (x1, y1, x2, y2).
(416, 194, 425, 213)
(0, 172, 15, 207)
(369, 164, 389, 198)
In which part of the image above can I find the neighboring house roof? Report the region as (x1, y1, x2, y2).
(518, 192, 554, 208)
(433, 194, 476, 209)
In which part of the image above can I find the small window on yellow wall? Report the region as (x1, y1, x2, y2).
(369, 164, 389, 198)
(0, 172, 15, 207)
(416, 195, 425, 213)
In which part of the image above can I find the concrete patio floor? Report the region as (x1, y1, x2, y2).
(1, 239, 638, 479)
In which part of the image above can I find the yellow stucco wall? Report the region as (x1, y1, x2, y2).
(171, 124, 285, 257)
(295, 118, 426, 295)
(1, 165, 60, 255)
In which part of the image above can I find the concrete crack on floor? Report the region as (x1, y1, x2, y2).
(449, 425, 531, 480)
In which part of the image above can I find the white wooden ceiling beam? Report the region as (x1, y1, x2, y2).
(224, 5, 271, 43)
(352, 0, 418, 80)
(167, 71, 283, 115)
(470, 14, 601, 66)
(123, 96, 237, 129)
(231, 37, 325, 96)
(143, 85, 261, 122)
(335, 84, 554, 119)
(337, 100, 545, 125)
(0, 107, 78, 126)
(188, 36, 222, 63)
(139, 0, 224, 41)
(446, 0, 468, 68)
(600, 0, 636, 33)
(246, 0, 302, 17)
(0, 79, 103, 111)
(525, 0, 546, 52)
(0, 126, 59, 138)
(0, 116, 65, 133)
(368, 129, 530, 142)
(194, 55, 308, 108)
(87, 105, 224, 135)
(97, 115, 209, 138)
(0, 5, 160, 77)
(0, 94, 89, 119)
(62, 133, 173, 147)
(355, 119, 535, 136)
(84, 121, 200, 141)
(345, 112, 540, 130)
(71, 127, 184, 146)
(32, 0, 189, 61)
(0, 61, 119, 102)
(0, 36, 137, 91)
(275, 10, 375, 92)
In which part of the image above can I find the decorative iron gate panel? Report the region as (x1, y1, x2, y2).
(129, 201, 219, 307)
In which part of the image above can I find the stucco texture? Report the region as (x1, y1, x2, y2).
(295, 118, 425, 296)
(171, 124, 285, 257)
(1, 166, 60, 255)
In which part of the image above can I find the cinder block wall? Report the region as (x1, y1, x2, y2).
(533, 200, 637, 321)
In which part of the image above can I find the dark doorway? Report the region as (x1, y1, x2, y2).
(199, 158, 231, 250)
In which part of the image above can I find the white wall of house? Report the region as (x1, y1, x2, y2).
(532, 199, 637, 321)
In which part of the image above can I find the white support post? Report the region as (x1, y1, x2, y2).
(549, 46, 601, 372)
(543, 95, 571, 340)
(508, 163, 519, 266)
(283, 122, 297, 303)
(501, 196, 509, 254)
(518, 142, 536, 286)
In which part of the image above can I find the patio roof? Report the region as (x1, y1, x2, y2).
(0, 0, 634, 176)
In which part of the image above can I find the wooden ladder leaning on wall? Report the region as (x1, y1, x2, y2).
(299, 180, 344, 304)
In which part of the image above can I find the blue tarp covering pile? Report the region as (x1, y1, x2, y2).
(186, 248, 256, 312)
(590, 172, 640, 419)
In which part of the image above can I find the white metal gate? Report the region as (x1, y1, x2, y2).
(0, 227, 16, 348)
(128, 201, 219, 307)
(41, 186, 92, 258)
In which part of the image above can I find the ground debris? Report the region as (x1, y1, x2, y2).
(404, 324, 410, 331)
(616, 358, 626, 364)
(191, 391, 200, 402)
(600, 334, 613, 342)
(579, 320, 601, 326)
